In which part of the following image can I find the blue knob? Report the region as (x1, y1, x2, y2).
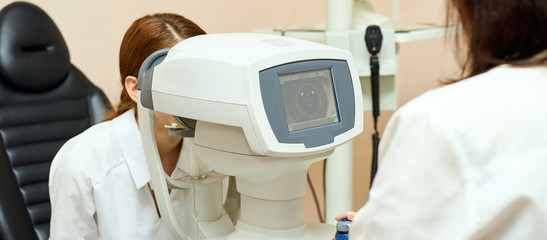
(335, 232, 349, 240)
(335, 218, 351, 240)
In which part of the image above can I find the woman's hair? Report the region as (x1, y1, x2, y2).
(447, 0, 547, 81)
(104, 13, 206, 121)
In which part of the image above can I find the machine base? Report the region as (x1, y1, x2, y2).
(206, 222, 335, 240)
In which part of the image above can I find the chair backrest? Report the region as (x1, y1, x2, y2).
(0, 2, 110, 239)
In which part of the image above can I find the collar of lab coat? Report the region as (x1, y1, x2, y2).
(113, 109, 187, 190)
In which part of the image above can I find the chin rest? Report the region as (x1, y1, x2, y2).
(0, 2, 110, 240)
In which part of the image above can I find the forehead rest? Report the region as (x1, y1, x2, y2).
(0, 2, 70, 92)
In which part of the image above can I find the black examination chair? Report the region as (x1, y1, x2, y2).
(0, 2, 110, 239)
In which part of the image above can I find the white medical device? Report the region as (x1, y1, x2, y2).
(137, 33, 363, 239)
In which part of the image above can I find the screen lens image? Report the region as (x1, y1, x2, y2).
(279, 68, 340, 132)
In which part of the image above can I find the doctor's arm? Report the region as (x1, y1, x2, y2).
(349, 106, 472, 240)
(49, 148, 99, 240)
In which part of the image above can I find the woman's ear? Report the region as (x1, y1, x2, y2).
(125, 76, 139, 103)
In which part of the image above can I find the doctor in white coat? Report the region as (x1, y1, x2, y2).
(336, 0, 547, 239)
(49, 13, 206, 239)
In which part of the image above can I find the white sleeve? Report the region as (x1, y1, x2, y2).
(349, 105, 473, 240)
(49, 144, 99, 240)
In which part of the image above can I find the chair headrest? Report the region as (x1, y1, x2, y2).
(0, 2, 70, 92)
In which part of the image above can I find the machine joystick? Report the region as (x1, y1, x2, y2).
(335, 218, 352, 240)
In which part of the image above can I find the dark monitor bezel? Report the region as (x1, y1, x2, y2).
(259, 59, 356, 148)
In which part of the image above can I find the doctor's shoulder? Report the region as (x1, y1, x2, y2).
(391, 64, 529, 120)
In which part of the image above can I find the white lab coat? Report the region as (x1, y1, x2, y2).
(49, 109, 188, 240)
(350, 64, 547, 239)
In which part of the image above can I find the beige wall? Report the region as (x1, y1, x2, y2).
(1, 0, 459, 223)
(0, 0, 327, 105)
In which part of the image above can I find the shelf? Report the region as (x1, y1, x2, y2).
(253, 28, 325, 42)
(393, 23, 451, 43)
(254, 23, 452, 43)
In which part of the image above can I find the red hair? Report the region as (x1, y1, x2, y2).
(104, 13, 206, 121)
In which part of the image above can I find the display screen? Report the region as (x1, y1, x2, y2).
(279, 68, 340, 132)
